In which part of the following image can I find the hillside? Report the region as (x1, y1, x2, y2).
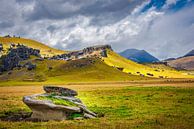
(0, 56, 144, 85)
(164, 49, 194, 70)
(119, 49, 159, 63)
(0, 37, 193, 84)
(167, 56, 194, 70)
(0, 37, 65, 57)
(103, 50, 194, 78)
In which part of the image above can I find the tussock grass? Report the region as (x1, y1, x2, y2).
(103, 50, 194, 78)
(0, 58, 145, 86)
(0, 84, 193, 129)
(0, 37, 65, 56)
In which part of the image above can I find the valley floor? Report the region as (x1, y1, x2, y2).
(0, 80, 194, 129)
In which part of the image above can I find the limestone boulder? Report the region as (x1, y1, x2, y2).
(23, 86, 97, 121)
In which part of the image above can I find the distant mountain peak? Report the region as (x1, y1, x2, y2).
(184, 49, 194, 57)
(119, 48, 159, 63)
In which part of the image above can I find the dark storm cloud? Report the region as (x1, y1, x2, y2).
(46, 25, 58, 33)
(16, 0, 34, 3)
(0, 0, 193, 59)
(26, 0, 145, 24)
(0, 21, 14, 29)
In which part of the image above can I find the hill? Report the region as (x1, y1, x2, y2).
(0, 37, 193, 85)
(119, 49, 159, 63)
(103, 50, 193, 78)
(0, 37, 64, 57)
(167, 56, 194, 70)
(0, 56, 144, 85)
(164, 49, 194, 70)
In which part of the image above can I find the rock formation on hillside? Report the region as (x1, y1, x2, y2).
(0, 44, 111, 73)
(23, 86, 97, 121)
(0, 44, 40, 72)
(50, 44, 112, 61)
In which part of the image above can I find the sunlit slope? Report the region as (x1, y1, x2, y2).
(0, 57, 145, 84)
(103, 50, 194, 78)
(0, 37, 65, 56)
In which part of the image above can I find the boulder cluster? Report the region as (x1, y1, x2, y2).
(0, 43, 112, 74)
(50, 45, 111, 61)
(0, 44, 40, 72)
(23, 86, 97, 121)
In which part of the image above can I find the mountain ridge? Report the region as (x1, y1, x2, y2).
(164, 49, 194, 70)
(119, 48, 159, 63)
(183, 49, 194, 57)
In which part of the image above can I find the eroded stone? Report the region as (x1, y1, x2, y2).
(23, 86, 97, 121)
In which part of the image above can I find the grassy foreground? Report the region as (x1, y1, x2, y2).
(0, 83, 193, 129)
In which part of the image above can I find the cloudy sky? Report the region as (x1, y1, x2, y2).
(0, 0, 194, 59)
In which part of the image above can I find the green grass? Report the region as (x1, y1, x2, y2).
(0, 86, 193, 129)
(0, 57, 146, 86)
(37, 95, 78, 107)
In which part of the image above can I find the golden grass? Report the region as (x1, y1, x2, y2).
(0, 37, 65, 56)
(103, 50, 194, 78)
(0, 58, 146, 85)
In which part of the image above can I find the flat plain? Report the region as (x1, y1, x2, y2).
(0, 80, 193, 129)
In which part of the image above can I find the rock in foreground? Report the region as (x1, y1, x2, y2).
(23, 86, 97, 121)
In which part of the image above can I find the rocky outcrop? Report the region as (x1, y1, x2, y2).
(50, 44, 112, 61)
(23, 86, 97, 121)
(25, 62, 36, 71)
(0, 44, 40, 72)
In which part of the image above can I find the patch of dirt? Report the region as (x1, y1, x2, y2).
(0, 111, 47, 122)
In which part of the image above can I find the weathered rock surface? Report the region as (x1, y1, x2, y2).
(0, 44, 40, 72)
(43, 86, 78, 96)
(49, 44, 111, 61)
(25, 62, 36, 70)
(23, 86, 97, 121)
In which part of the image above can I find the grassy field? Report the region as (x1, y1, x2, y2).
(103, 50, 194, 78)
(0, 81, 193, 129)
(0, 57, 146, 86)
(0, 37, 65, 56)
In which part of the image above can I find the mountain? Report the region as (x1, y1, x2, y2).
(166, 49, 194, 70)
(119, 49, 159, 63)
(163, 58, 176, 61)
(167, 56, 194, 70)
(183, 49, 194, 57)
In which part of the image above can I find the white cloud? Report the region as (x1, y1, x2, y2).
(163, 0, 180, 9)
(166, 0, 178, 5)
(0, 0, 193, 60)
